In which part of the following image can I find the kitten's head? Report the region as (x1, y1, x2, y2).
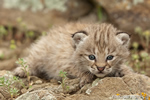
(72, 23, 130, 77)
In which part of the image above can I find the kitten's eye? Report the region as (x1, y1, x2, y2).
(88, 55, 95, 60)
(106, 55, 114, 60)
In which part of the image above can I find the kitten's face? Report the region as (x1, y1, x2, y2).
(72, 24, 130, 77)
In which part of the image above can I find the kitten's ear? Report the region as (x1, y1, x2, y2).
(72, 31, 88, 48)
(116, 32, 130, 47)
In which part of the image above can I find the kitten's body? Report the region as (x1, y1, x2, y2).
(14, 23, 133, 86)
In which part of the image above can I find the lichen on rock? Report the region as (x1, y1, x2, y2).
(3, 0, 67, 12)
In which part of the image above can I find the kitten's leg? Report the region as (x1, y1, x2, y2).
(64, 66, 95, 87)
(79, 72, 95, 87)
(115, 65, 133, 77)
(13, 57, 35, 78)
(13, 66, 29, 77)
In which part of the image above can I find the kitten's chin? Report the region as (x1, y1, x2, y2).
(95, 73, 106, 78)
(89, 68, 112, 78)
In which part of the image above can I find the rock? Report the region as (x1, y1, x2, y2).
(94, 0, 150, 32)
(0, 70, 63, 99)
(0, 47, 20, 70)
(65, 73, 150, 100)
(0, 47, 17, 60)
(65, 77, 131, 100)
(0, 93, 6, 100)
(123, 73, 150, 94)
(55, 78, 80, 94)
(0, 70, 8, 76)
(1, 70, 150, 100)
(15, 89, 57, 100)
(0, 47, 29, 70)
(0, 71, 17, 99)
(0, 58, 17, 70)
(62, 77, 80, 94)
(0, 0, 93, 32)
(0, 87, 10, 99)
(44, 78, 80, 94)
(64, 0, 93, 19)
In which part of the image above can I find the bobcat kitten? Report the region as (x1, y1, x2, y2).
(14, 23, 133, 87)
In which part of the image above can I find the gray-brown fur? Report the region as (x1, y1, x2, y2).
(14, 23, 133, 87)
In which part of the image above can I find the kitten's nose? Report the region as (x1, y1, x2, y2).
(97, 66, 105, 72)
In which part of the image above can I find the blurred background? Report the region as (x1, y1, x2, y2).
(0, 0, 150, 76)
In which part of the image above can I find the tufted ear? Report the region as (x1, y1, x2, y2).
(72, 31, 88, 48)
(116, 32, 130, 47)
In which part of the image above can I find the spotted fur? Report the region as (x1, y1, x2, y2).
(14, 23, 133, 87)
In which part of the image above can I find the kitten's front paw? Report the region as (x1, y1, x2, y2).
(13, 67, 27, 78)
(115, 65, 133, 77)
(79, 74, 94, 88)
(115, 71, 124, 77)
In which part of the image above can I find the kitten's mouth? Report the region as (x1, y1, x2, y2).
(95, 73, 106, 77)
(89, 67, 109, 77)
(98, 72, 103, 74)
(96, 71, 105, 75)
